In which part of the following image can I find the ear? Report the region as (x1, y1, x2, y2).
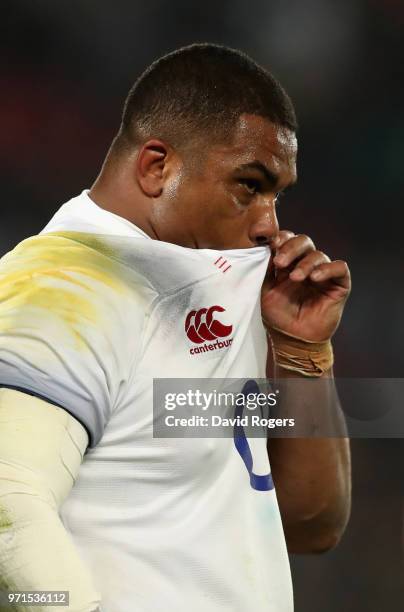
(135, 139, 169, 197)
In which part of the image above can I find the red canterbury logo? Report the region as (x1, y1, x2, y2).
(185, 305, 233, 344)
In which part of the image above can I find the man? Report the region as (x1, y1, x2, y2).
(0, 44, 351, 611)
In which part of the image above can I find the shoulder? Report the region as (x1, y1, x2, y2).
(0, 232, 155, 447)
(0, 232, 155, 385)
(0, 231, 155, 320)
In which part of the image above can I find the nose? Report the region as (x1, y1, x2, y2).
(248, 200, 279, 246)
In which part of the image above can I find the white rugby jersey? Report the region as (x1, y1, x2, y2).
(0, 190, 293, 612)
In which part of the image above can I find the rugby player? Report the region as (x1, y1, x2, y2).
(0, 44, 351, 611)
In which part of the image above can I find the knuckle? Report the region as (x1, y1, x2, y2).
(335, 259, 349, 269)
(282, 233, 296, 243)
(316, 251, 330, 262)
(299, 234, 315, 248)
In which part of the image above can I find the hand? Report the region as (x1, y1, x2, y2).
(261, 231, 351, 342)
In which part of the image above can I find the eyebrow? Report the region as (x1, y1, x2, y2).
(236, 160, 297, 191)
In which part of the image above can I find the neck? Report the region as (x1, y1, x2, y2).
(89, 154, 159, 240)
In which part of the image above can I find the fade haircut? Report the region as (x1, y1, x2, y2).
(118, 43, 297, 153)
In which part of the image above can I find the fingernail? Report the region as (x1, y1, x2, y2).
(311, 270, 322, 279)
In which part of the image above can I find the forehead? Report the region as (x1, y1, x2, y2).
(238, 113, 297, 157)
(208, 113, 298, 184)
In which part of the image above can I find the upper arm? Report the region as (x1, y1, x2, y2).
(0, 387, 88, 506)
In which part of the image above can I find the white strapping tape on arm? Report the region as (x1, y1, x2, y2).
(0, 388, 101, 612)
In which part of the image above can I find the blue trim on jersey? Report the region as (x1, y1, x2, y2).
(233, 379, 274, 491)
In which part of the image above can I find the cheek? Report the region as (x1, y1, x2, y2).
(177, 178, 223, 220)
(167, 175, 247, 241)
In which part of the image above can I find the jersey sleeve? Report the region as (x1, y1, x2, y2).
(0, 233, 143, 448)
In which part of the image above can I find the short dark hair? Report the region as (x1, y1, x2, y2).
(118, 43, 297, 152)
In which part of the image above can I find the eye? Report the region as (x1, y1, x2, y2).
(239, 178, 261, 195)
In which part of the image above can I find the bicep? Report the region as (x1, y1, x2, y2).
(0, 387, 88, 506)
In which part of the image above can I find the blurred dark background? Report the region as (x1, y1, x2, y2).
(2, 1, 403, 610)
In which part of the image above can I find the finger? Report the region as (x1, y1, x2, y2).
(309, 260, 351, 290)
(289, 251, 331, 281)
(273, 234, 316, 268)
(270, 230, 295, 249)
(265, 230, 295, 284)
